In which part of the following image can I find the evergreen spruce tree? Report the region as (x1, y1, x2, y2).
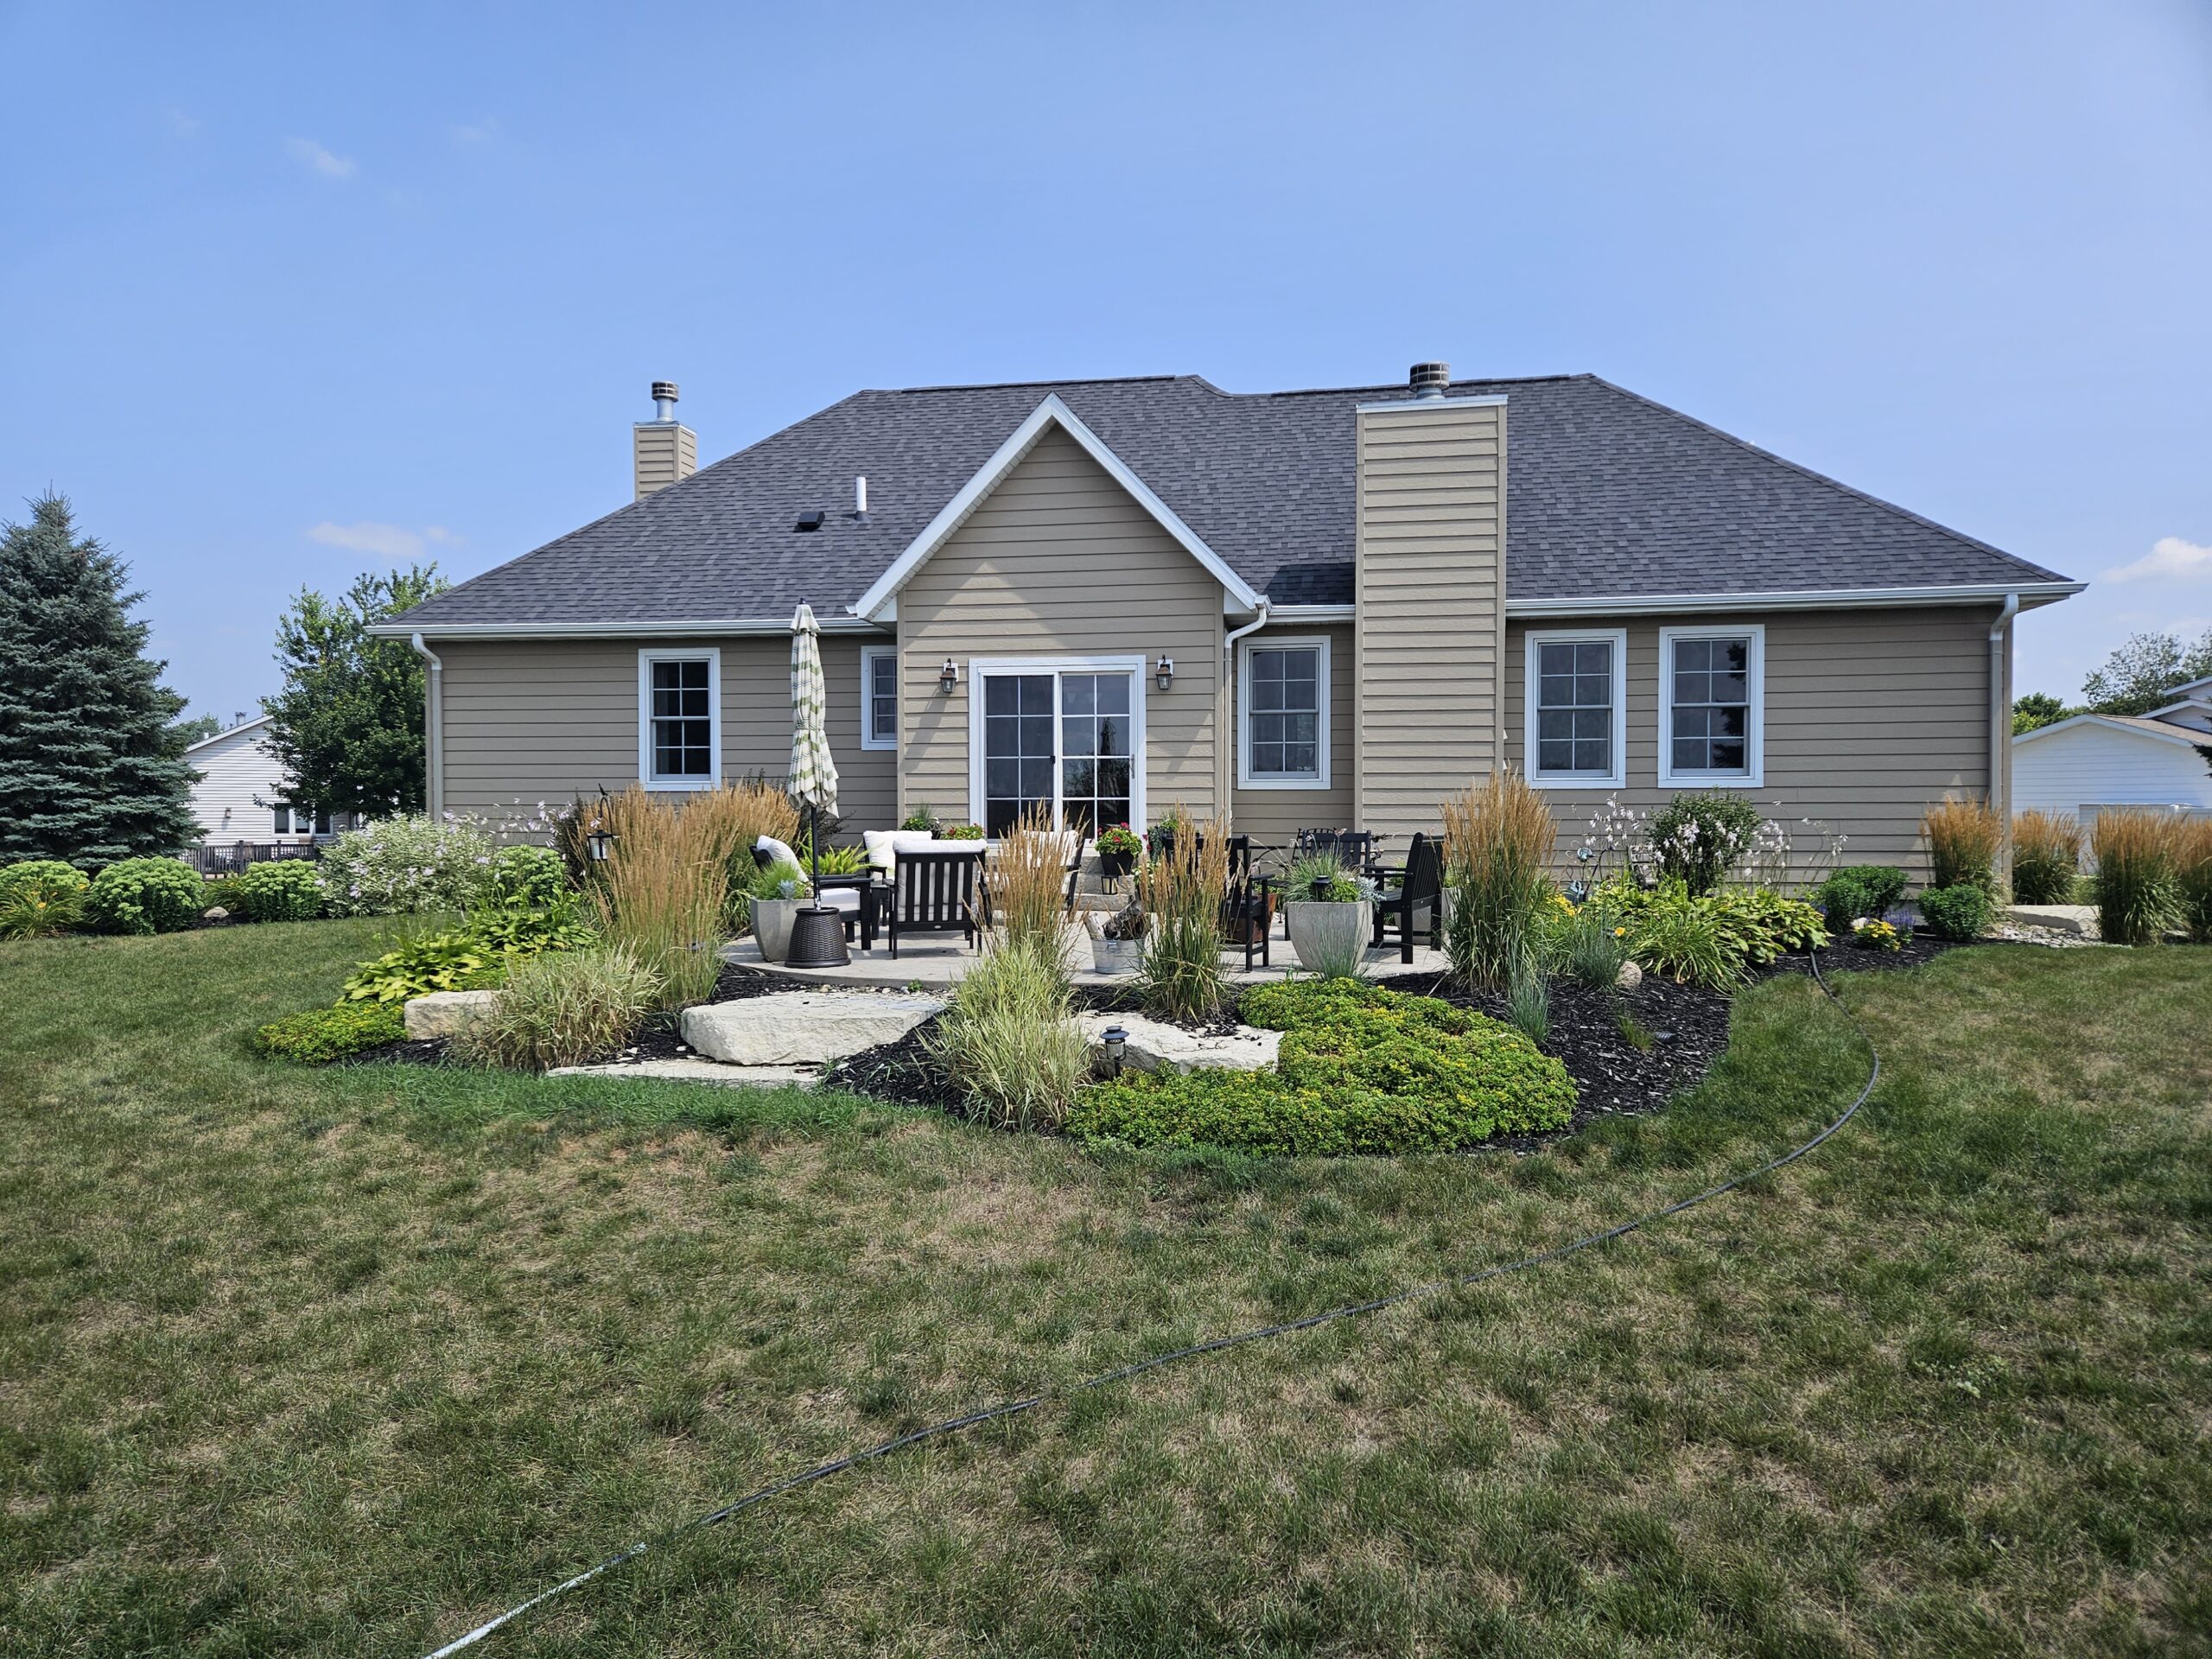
(0, 495, 200, 867)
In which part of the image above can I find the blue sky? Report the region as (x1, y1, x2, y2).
(3, 2, 2208, 725)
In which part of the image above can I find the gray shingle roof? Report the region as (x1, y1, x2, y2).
(393, 372, 2069, 629)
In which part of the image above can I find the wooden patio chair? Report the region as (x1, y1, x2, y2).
(873, 849, 982, 958)
(1370, 831, 1445, 964)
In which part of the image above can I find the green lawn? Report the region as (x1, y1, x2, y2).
(1, 924, 2208, 1657)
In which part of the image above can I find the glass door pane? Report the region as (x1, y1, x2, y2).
(982, 673, 1056, 835)
(1058, 672, 1134, 837)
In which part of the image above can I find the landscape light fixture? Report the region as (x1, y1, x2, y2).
(585, 787, 619, 862)
(1101, 1025, 1127, 1077)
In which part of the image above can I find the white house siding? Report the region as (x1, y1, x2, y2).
(2012, 721, 2212, 818)
(184, 721, 301, 843)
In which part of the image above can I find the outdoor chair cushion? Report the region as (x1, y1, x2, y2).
(756, 835, 802, 870)
(861, 830, 947, 874)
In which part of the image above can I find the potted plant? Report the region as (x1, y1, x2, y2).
(1094, 823, 1142, 888)
(747, 867, 810, 963)
(1087, 896, 1147, 975)
(1282, 853, 1370, 979)
(899, 803, 941, 833)
(940, 823, 985, 842)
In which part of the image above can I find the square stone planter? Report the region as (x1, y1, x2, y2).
(749, 895, 800, 963)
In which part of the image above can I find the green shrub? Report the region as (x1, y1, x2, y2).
(0, 861, 90, 938)
(231, 860, 327, 922)
(1703, 887, 1828, 962)
(254, 1000, 405, 1063)
(344, 931, 501, 1002)
(449, 945, 660, 1071)
(2009, 810, 2082, 906)
(1072, 980, 1574, 1156)
(85, 857, 204, 935)
(1815, 865, 1910, 934)
(462, 908, 597, 957)
(480, 844, 569, 912)
(1647, 791, 1761, 895)
(1917, 883, 1992, 942)
(319, 816, 497, 916)
(924, 937, 1090, 1129)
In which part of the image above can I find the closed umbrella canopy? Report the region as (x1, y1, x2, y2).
(789, 603, 839, 817)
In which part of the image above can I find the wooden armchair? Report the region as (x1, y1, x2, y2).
(1370, 832, 1445, 964)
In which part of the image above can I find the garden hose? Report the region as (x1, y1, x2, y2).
(420, 955, 1879, 1657)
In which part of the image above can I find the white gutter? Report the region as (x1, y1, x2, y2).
(410, 632, 444, 817)
(1506, 580, 2082, 618)
(367, 615, 889, 641)
(1224, 599, 1273, 654)
(1989, 592, 2018, 878)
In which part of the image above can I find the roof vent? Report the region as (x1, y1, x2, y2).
(650, 380, 679, 422)
(793, 511, 825, 533)
(1409, 361, 1451, 400)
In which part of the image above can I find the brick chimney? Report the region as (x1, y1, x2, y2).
(632, 380, 697, 499)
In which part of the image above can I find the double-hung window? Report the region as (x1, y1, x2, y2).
(1524, 629, 1626, 788)
(1237, 636, 1330, 788)
(638, 647, 721, 790)
(1660, 626, 1763, 785)
(861, 646, 897, 750)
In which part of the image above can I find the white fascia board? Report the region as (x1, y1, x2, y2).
(2012, 713, 2202, 748)
(848, 392, 1262, 621)
(366, 616, 889, 641)
(1353, 394, 1511, 413)
(1262, 604, 1356, 624)
(2142, 697, 2212, 721)
(183, 714, 273, 753)
(1503, 581, 2082, 618)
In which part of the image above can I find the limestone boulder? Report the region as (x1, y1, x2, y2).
(1075, 1011, 1281, 1076)
(681, 990, 944, 1066)
(405, 988, 499, 1039)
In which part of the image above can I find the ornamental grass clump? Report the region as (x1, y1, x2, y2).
(449, 945, 662, 1071)
(1923, 797, 2003, 894)
(987, 806, 1073, 967)
(1138, 809, 1231, 1020)
(2009, 810, 2082, 906)
(2091, 810, 2178, 947)
(1546, 892, 1629, 991)
(2174, 818, 2212, 942)
(1440, 772, 1554, 991)
(589, 785, 732, 1008)
(1070, 979, 1574, 1156)
(924, 935, 1090, 1130)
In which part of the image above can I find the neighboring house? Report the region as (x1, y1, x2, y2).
(2012, 675, 2212, 821)
(375, 368, 2082, 874)
(181, 715, 357, 847)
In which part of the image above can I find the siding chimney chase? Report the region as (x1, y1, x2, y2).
(632, 379, 698, 499)
(1352, 372, 1508, 837)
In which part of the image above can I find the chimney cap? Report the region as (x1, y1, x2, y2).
(650, 380, 679, 404)
(1409, 362, 1451, 399)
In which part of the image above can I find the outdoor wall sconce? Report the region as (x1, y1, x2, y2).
(939, 658, 960, 694)
(1154, 653, 1175, 691)
(1101, 1025, 1127, 1077)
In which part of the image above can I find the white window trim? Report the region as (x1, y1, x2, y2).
(860, 645, 897, 751)
(1524, 628, 1628, 790)
(637, 646, 721, 791)
(1658, 624, 1765, 789)
(964, 655, 1147, 839)
(1236, 633, 1332, 790)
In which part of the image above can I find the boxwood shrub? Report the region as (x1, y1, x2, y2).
(254, 1000, 405, 1062)
(85, 857, 205, 935)
(1917, 883, 1992, 942)
(1815, 865, 1910, 935)
(1069, 980, 1574, 1156)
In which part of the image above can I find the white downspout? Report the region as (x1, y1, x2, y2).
(1220, 601, 1273, 809)
(1989, 592, 2018, 884)
(410, 632, 444, 817)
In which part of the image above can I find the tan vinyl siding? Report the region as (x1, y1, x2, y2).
(1503, 607, 1998, 878)
(437, 633, 893, 829)
(897, 425, 1224, 826)
(1355, 400, 1508, 836)
(632, 423, 697, 499)
(1230, 623, 1354, 842)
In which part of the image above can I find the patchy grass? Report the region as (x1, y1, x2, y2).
(0, 923, 2207, 1656)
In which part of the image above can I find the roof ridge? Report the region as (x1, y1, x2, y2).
(892, 372, 1192, 394)
(1580, 375, 2066, 584)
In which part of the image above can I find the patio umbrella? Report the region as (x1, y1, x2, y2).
(785, 601, 847, 966)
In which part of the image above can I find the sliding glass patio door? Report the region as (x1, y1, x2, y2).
(976, 664, 1140, 837)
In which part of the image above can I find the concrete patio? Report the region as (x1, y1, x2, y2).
(723, 927, 1451, 990)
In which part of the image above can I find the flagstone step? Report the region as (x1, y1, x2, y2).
(546, 1057, 822, 1088)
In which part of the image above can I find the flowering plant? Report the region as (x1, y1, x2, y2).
(318, 815, 498, 916)
(1850, 916, 1903, 952)
(1094, 824, 1143, 859)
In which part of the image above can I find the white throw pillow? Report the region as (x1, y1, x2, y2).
(861, 830, 899, 874)
(756, 835, 801, 871)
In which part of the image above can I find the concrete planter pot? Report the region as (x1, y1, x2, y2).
(1285, 899, 1370, 978)
(1089, 934, 1144, 976)
(748, 896, 800, 963)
